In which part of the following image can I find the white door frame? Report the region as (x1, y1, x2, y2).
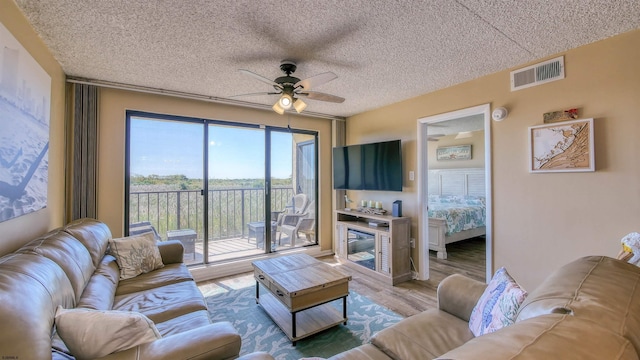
(416, 104, 492, 282)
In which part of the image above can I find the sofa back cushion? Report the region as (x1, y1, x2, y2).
(77, 255, 120, 310)
(18, 230, 95, 302)
(517, 256, 640, 354)
(63, 218, 111, 268)
(437, 314, 639, 360)
(0, 253, 75, 360)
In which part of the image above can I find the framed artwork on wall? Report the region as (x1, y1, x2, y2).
(529, 118, 594, 173)
(436, 145, 472, 161)
(0, 23, 51, 222)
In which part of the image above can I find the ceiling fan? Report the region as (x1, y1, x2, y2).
(234, 60, 345, 114)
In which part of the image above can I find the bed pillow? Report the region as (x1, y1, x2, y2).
(55, 306, 161, 360)
(108, 231, 164, 280)
(469, 267, 527, 337)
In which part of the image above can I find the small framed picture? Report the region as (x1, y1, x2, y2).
(436, 145, 471, 161)
(529, 118, 594, 173)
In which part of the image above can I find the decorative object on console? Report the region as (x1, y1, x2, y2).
(543, 107, 579, 123)
(344, 194, 354, 210)
(392, 200, 402, 217)
(529, 118, 594, 173)
(357, 207, 386, 215)
(468, 267, 528, 337)
(436, 145, 472, 161)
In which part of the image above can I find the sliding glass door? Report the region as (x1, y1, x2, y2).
(270, 131, 317, 249)
(126, 114, 204, 265)
(206, 124, 265, 261)
(126, 111, 317, 265)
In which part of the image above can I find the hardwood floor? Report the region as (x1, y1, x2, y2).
(197, 236, 485, 318)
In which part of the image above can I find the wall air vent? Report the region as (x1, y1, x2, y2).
(510, 56, 564, 91)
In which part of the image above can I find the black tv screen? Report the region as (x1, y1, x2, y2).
(333, 140, 402, 191)
(333, 144, 363, 190)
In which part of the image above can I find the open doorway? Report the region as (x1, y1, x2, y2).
(417, 104, 492, 282)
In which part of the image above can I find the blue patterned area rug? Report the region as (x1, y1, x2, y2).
(206, 286, 403, 360)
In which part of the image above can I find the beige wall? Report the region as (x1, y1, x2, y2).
(98, 88, 334, 252)
(347, 29, 640, 290)
(0, 2, 66, 256)
(428, 131, 485, 169)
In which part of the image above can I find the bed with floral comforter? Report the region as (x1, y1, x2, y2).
(428, 195, 486, 259)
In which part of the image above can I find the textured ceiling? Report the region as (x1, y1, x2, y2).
(13, 0, 640, 118)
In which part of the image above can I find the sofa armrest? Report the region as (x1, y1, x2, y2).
(157, 240, 184, 264)
(96, 321, 241, 360)
(437, 274, 487, 322)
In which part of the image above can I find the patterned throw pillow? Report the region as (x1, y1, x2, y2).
(55, 306, 161, 360)
(108, 232, 164, 280)
(468, 267, 527, 337)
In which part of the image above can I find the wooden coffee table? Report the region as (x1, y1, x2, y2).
(252, 253, 352, 345)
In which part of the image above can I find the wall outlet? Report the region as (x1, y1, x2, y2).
(409, 171, 415, 181)
(410, 238, 415, 248)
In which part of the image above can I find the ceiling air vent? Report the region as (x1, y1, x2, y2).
(510, 56, 564, 91)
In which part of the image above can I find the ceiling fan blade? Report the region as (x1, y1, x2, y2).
(229, 92, 279, 98)
(295, 72, 338, 90)
(298, 91, 345, 103)
(239, 69, 279, 87)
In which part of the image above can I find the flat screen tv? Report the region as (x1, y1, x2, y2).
(333, 140, 402, 191)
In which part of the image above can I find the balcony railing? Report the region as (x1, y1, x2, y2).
(129, 186, 295, 241)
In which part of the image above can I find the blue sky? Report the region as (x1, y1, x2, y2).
(129, 118, 293, 179)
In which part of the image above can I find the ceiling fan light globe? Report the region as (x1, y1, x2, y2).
(293, 98, 307, 113)
(279, 94, 293, 109)
(272, 102, 285, 115)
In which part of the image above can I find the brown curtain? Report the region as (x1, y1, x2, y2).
(333, 119, 346, 209)
(66, 83, 98, 220)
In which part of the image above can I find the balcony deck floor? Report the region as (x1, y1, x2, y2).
(180, 233, 314, 265)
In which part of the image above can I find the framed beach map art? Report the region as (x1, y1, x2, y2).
(528, 118, 594, 173)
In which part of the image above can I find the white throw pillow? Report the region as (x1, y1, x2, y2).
(108, 231, 164, 280)
(55, 306, 161, 360)
(468, 267, 527, 337)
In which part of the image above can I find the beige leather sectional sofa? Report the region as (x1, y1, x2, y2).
(0, 218, 242, 360)
(329, 255, 640, 359)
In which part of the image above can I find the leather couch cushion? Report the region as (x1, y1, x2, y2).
(437, 314, 639, 360)
(371, 308, 474, 359)
(113, 281, 208, 324)
(77, 255, 119, 310)
(0, 254, 75, 360)
(154, 309, 212, 337)
(517, 256, 640, 353)
(55, 306, 161, 360)
(116, 262, 194, 296)
(62, 218, 111, 268)
(328, 343, 393, 360)
(19, 231, 95, 301)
